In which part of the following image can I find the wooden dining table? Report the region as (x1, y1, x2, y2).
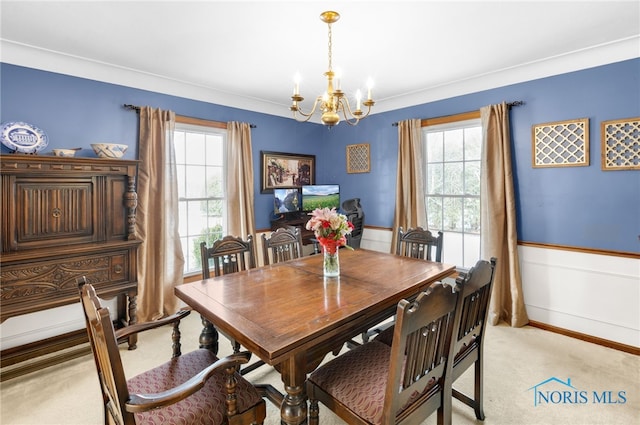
(175, 248, 455, 425)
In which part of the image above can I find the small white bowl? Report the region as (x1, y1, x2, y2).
(52, 148, 81, 157)
(91, 143, 128, 158)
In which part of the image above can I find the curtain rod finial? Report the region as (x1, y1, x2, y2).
(507, 101, 525, 108)
(123, 104, 140, 111)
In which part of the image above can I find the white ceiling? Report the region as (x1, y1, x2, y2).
(1, 1, 639, 121)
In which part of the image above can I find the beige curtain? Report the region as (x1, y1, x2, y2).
(226, 122, 255, 238)
(480, 103, 529, 327)
(136, 107, 184, 322)
(391, 119, 427, 253)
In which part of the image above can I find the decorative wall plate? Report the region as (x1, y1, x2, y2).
(1, 121, 49, 154)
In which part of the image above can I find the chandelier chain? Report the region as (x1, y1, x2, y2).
(327, 22, 333, 71)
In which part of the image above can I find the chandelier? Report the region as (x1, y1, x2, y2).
(290, 11, 375, 127)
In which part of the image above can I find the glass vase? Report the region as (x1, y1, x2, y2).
(323, 248, 340, 277)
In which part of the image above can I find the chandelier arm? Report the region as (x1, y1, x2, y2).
(342, 105, 375, 126)
(292, 112, 314, 123)
(292, 97, 323, 122)
(357, 104, 374, 119)
(336, 98, 359, 126)
(337, 97, 375, 126)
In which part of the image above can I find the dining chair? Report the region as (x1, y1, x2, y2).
(200, 235, 257, 278)
(450, 257, 497, 421)
(374, 257, 497, 423)
(306, 281, 462, 425)
(396, 226, 443, 262)
(200, 235, 265, 375)
(261, 227, 304, 265)
(77, 277, 266, 425)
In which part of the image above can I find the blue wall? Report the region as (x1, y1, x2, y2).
(2, 59, 638, 253)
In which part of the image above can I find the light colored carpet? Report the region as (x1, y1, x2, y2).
(1, 312, 638, 425)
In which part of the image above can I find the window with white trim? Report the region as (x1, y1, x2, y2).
(174, 121, 227, 274)
(423, 116, 482, 270)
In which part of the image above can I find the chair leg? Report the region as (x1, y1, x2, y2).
(171, 320, 182, 358)
(308, 399, 319, 425)
(438, 381, 453, 425)
(474, 358, 485, 420)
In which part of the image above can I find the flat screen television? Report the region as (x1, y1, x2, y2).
(273, 188, 301, 214)
(301, 184, 340, 211)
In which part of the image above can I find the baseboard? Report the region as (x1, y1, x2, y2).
(528, 320, 639, 356)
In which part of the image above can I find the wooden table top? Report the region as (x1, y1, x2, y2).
(175, 248, 455, 366)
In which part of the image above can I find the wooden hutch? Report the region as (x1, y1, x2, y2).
(0, 155, 141, 380)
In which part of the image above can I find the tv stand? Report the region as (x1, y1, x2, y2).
(270, 212, 315, 245)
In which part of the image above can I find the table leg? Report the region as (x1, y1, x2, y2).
(199, 316, 219, 354)
(279, 353, 308, 425)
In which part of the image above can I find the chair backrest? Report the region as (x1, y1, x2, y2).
(382, 282, 461, 424)
(200, 235, 256, 278)
(342, 198, 365, 249)
(261, 227, 304, 265)
(78, 278, 133, 424)
(452, 257, 497, 376)
(396, 226, 443, 262)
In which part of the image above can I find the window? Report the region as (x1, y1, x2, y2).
(174, 120, 227, 274)
(423, 114, 481, 270)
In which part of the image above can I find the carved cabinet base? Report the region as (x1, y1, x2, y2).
(1, 156, 141, 381)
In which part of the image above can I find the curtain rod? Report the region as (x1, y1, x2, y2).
(123, 104, 257, 128)
(390, 100, 525, 127)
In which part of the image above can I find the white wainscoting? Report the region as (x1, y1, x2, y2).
(363, 229, 640, 348)
(0, 298, 118, 350)
(360, 227, 393, 253)
(519, 245, 639, 348)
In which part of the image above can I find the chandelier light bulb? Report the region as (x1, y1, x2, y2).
(335, 68, 342, 91)
(293, 73, 301, 95)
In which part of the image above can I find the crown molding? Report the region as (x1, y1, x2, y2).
(0, 39, 287, 119)
(374, 36, 640, 114)
(2, 36, 638, 119)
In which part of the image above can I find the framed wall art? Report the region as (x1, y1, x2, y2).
(601, 117, 640, 171)
(260, 151, 315, 193)
(532, 118, 589, 168)
(346, 143, 371, 173)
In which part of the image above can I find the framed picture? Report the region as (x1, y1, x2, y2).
(346, 143, 371, 173)
(261, 151, 315, 193)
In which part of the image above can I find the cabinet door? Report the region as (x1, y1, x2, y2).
(106, 175, 129, 240)
(6, 176, 97, 251)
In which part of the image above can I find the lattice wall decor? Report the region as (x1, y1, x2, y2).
(601, 117, 640, 171)
(346, 143, 370, 173)
(532, 118, 589, 168)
